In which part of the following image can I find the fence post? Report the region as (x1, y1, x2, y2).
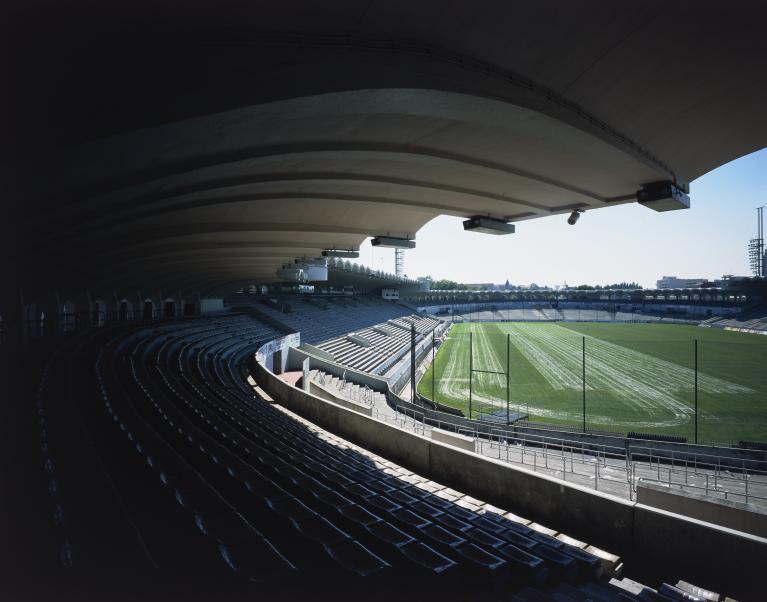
(410, 323, 416, 402)
(582, 335, 586, 433)
(469, 331, 473, 420)
(432, 329, 435, 404)
(506, 332, 510, 426)
(694, 338, 698, 444)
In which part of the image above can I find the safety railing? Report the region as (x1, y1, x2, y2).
(370, 396, 767, 506)
(628, 445, 767, 505)
(322, 352, 767, 507)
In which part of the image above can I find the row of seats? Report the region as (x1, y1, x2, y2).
(28, 312, 732, 600)
(317, 314, 441, 374)
(451, 309, 674, 323)
(706, 309, 767, 332)
(230, 293, 416, 344)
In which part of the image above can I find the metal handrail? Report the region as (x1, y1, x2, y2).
(330, 353, 766, 506)
(374, 398, 767, 505)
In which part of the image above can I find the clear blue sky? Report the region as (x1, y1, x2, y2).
(355, 148, 767, 289)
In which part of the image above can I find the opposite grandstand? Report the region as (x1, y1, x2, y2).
(418, 321, 767, 444)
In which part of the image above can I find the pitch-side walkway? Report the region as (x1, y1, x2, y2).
(303, 360, 767, 508)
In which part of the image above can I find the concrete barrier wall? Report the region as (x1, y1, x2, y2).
(254, 359, 431, 474)
(631, 503, 767, 596)
(252, 356, 767, 600)
(416, 417, 767, 468)
(626, 439, 767, 468)
(431, 428, 476, 452)
(637, 481, 767, 538)
(426, 437, 636, 558)
(308, 380, 373, 417)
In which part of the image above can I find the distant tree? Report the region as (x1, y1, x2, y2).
(504, 279, 511, 290)
(603, 282, 643, 290)
(430, 278, 468, 290)
(575, 282, 642, 290)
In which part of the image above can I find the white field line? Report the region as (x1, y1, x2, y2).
(433, 323, 752, 429)
(436, 333, 470, 401)
(436, 326, 513, 413)
(499, 323, 751, 427)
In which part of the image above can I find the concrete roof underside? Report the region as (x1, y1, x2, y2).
(2, 0, 766, 299)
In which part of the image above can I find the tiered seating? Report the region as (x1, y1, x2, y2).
(387, 314, 441, 334)
(694, 304, 767, 333)
(316, 314, 440, 374)
(230, 293, 414, 343)
(309, 370, 385, 407)
(25, 313, 738, 599)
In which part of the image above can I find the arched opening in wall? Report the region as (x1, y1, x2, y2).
(61, 300, 76, 334)
(143, 299, 155, 320)
(119, 299, 132, 321)
(183, 301, 196, 317)
(93, 299, 107, 327)
(163, 298, 176, 319)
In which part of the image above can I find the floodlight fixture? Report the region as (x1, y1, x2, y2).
(371, 236, 415, 249)
(462, 216, 516, 235)
(637, 181, 690, 212)
(567, 210, 584, 225)
(321, 249, 360, 258)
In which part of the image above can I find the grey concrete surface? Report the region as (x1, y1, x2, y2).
(638, 481, 767, 537)
(431, 427, 477, 452)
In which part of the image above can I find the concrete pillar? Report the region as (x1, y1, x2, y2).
(183, 293, 201, 317)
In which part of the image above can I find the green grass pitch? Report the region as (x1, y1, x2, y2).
(416, 322, 767, 444)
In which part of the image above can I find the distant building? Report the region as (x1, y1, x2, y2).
(656, 276, 709, 289)
(417, 276, 432, 291)
(466, 283, 496, 290)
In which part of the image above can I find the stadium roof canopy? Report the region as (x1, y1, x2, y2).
(2, 0, 766, 299)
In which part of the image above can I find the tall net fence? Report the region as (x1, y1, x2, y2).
(417, 322, 767, 445)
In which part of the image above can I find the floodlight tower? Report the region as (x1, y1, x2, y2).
(395, 248, 405, 278)
(748, 206, 765, 277)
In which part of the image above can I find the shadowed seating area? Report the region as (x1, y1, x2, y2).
(4, 312, 745, 600)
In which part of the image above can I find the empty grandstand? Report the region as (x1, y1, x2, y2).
(13, 310, 762, 600)
(315, 314, 441, 374)
(231, 293, 416, 345)
(701, 305, 767, 335)
(3, 2, 767, 600)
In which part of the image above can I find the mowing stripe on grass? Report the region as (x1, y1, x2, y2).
(418, 322, 766, 441)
